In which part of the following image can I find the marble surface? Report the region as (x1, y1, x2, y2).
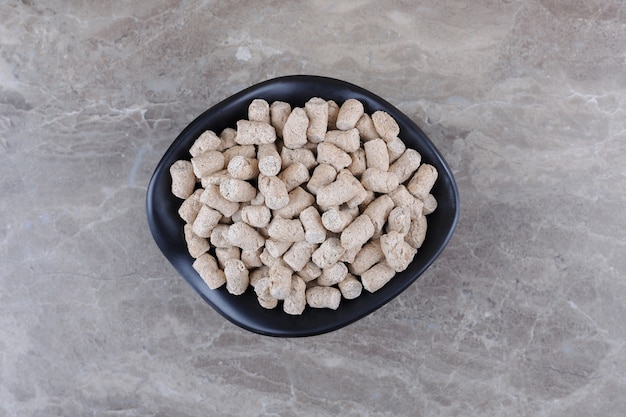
(1, 1, 625, 415)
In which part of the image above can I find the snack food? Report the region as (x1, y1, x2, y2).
(171, 98, 438, 314)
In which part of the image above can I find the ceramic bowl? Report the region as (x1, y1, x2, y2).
(146, 75, 460, 337)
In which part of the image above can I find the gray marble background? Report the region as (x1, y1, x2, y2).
(1, 1, 625, 416)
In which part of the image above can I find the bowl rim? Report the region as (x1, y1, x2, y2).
(146, 75, 460, 337)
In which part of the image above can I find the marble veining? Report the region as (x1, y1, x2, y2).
(1, 1, 625, 416)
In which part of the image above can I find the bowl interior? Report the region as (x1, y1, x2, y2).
(146, 75, 460, 337)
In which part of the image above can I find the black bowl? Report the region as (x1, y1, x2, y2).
(146, 75, 460, 337)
